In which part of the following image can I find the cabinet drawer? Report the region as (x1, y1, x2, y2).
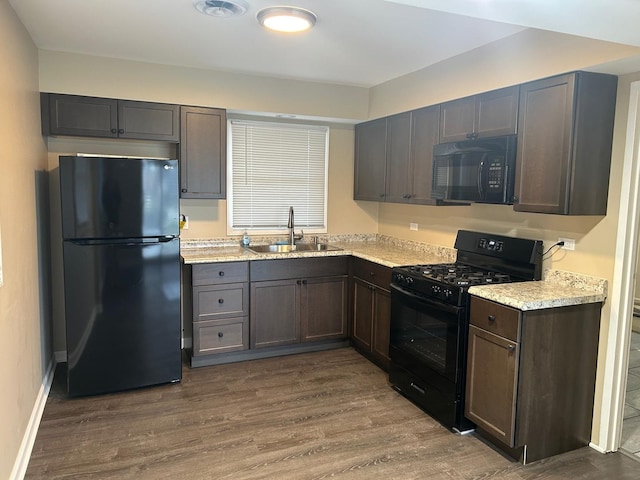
(193, 318, 248, 356)
(352, 258, 391, 290)
(193, 283, 248, 321)
(192, 262, 248, 285)
(250, 256, 349, 282)
(470, 296, 520, 341)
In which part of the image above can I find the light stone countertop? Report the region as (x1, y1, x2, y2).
(180, 234, 456, 268)
(468, 270, 607, 311)
(181, 234, 607, 311)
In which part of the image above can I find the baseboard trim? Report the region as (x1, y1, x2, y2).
(10, 357, 56, 480)
(589, 441, 609, 454)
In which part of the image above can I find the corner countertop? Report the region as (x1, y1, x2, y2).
(468, 270, 608, 311)
(181, 234, 608, 311)
(180, 234, 456, 268)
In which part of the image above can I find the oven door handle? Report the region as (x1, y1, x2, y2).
(390, 283, 461, 315)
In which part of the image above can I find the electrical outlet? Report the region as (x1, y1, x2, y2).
(410, 223, 418, 231)
(558, 237, 575, 251)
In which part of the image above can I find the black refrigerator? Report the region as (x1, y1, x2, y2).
(59, 155, 182, 396)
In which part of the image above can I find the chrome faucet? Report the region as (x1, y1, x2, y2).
(287, 206, 303, 246)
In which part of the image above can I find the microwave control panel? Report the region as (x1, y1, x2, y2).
(487, 156, 504, 190)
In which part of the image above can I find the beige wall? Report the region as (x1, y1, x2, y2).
(369, 30, 640, 445)
(0, 2, 51, 478)
(31, 25, 640, 457)
(39, 53, 379, 352)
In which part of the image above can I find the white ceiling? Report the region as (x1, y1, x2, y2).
(8, 0, 640, 88)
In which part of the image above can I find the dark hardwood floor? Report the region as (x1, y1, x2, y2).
(26, 347, 640, 479)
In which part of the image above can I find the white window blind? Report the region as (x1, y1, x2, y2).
(229, 120, 329, 232)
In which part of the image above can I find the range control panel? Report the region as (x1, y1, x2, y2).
(478, 237, 504, 252)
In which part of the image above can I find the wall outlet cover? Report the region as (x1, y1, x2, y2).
(410, 223, 418, 231)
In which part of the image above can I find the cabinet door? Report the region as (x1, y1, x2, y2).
(118, 100, 179, 141)
(385, 112, 412, 203)
(371, 287, 391, 368)
(514, 74, 574, 214)
(301, 276, 348, 342)
(250, 279, 299, 348)
(352, 277, 374, 350)
(180, 106, 227, 199)
(439, 96, 475, 142)
(43, 94, 118, 137)
(475, 86, 519, 138)
(465, 325, 519, 447)
(409, 105, 440, 204)
(354, 118, 387, 201)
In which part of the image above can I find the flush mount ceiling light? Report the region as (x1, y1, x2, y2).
(257, 6, 317, 33)
(193, 0, 249, 17)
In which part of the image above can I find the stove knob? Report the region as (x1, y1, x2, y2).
(406, 277, 413, 285)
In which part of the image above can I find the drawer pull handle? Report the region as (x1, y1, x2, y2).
(219, 271, 225, 277)
(488, 315, 496, 322)
(507, 344, 515, 352)
(218, 332, 224, 338)
(410, 382, 425, 395)
(218, 299, 224, 304)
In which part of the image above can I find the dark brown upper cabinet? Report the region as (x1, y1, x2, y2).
(439, 85, 519, 142)
(355, 105, 441, 205)
(179, 106, 227, 199)
(41, 93, 179, 142)
(354, 117, 387, 201)
(514, 72, 617, 215)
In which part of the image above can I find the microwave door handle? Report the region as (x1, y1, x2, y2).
(478, 160, 485, 200)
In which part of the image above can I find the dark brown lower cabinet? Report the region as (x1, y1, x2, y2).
(466, 296, 601, 464)
(250, 257, 350, 349)
(188, 262, 250, 357)
(351, 258, 391, 371)
(250, 279, 299, 348)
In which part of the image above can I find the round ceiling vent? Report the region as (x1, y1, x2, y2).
(193, 0, 249, 17)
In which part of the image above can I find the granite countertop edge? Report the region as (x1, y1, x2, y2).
(180, 235, 608, 310)
(468, 269, 608, 311)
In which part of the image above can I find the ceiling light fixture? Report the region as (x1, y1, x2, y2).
(193, 0, 249, 18)
(257, 6, 317, 33)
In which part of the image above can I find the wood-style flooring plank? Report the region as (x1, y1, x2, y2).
(25, 348, 640, 479)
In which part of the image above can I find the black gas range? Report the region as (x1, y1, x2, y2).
(388, 230, 542, 432)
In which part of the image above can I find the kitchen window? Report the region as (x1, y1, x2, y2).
(227, 119, 329, 235)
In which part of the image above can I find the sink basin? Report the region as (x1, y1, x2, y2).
(248, 243, 342, 254)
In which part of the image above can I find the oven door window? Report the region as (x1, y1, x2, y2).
(390, 287, 461, 383)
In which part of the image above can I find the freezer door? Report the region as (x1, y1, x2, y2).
(63, 238, 181, 396)
(60, 156, 179, 239)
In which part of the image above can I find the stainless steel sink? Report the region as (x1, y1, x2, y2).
(248, 243, 342, 254)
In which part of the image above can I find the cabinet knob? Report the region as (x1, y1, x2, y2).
(297, 280, 301, 285)
(302, 279, 307, 285)
(379, 193, 385, 198)
(218, 298, 224, 304)
(218, 332, 224, 338)
(181, 188, 187, 193)
(370, 272, 375, 276)
(110, 128, 117, 134)
(118, 128, 124, 134)
(488, 315, 496, 322)
(218, 271, 225, 277)
(513, 196, 520, 204)
(507, 344, 515, 352)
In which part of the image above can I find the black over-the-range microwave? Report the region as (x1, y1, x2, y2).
(430, 134, 517, 204)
